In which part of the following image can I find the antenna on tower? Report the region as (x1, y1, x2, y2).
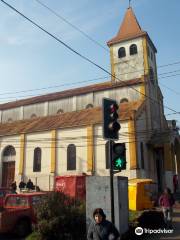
(129, 0, 132, 8)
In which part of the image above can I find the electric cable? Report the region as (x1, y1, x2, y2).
(0, 0, 179, 115)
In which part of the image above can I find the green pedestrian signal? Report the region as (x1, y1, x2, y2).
(114, 157, 125, 168)
(112, 143, 126, 171)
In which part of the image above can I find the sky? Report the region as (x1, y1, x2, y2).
(0, 0, 179, 125)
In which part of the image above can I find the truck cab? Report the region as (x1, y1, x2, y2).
(0, 192, 46, 237)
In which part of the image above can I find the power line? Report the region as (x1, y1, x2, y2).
(158, 69, 180, 76)
(33, 0, 180, 74)
(158, 61, 180, 69)
(0, 76, 108, 97)
(0, 105, 178, 131)
(33, 0, 180, 95)
(0, 71, 179, 102)
(0, 126, 173, 143)
(159, 82, 180, 96)
(0, 133, 171, 150)
(0, 0, 179, 100)
(34, 0, 108, 52)
(0, 67, 180, 99)
(0, 0, 179, 115)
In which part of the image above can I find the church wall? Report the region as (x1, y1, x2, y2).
(1, 107, 21, 123)
(24, 132, 52, 190)
(0, 84, 143, 123)
(94, 90, 110, 107)
(48, 97, 74, 115)
(94, 86, 141, 107)
(136, 111, 150, 178)
(56, 127, 87, 176)
(145, 41, 161, 132)
(24, 103, 45, 119)
(112, 37, 144, 81)
(76, 93, 93, 110)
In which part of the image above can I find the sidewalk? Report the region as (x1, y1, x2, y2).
(142, 192, 180, 240)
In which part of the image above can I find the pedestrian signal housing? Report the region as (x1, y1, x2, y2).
(112, 142, 126, 171)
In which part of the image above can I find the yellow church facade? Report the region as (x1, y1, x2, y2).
(0, 7, 179, 192)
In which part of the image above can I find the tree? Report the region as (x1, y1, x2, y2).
(34, 191, 86, 240)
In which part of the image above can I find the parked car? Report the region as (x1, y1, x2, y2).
(0, 192, 46, 237)
(0, 188, 11, 209)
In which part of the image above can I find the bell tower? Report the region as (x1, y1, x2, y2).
(107, 7, 157, 87)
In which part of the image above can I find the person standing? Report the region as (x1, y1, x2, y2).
(159, 187, 175, 228)
(87, 208, 120, 240)
(11, 181, 17, 193)
(26, 179, 34, 190)
(19, 180, 26, 192)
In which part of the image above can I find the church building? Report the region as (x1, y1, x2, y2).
(0, 7, 179, 192)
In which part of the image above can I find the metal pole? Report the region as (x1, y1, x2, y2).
(109, 140, 115, 224)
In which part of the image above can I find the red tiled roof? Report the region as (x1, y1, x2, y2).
(0, 101, 143, 136)
(0, 78, 142, 110)
(107, 7, 146, 46)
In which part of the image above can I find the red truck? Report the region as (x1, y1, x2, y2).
(0, 192, 46, 237)
(0, 188, 11, 209)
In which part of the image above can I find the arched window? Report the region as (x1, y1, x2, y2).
(118, 47, 126, 58)
(57, 109, 64, 114)
(31, 114, 37, 119)
(33, 147, 41, 172)
(129, 44, 138, 55)
(67, 144, 76, 170)
(86, 104, 93, 109)
(120, 98, 128, 104)
(3, 145, 16, 161)
(149, 67, 154, 84)
(105, 141, 110, 169)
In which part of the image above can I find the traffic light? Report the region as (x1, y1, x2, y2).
(112, 143, 126, 171)
(102, 98, 121, 140)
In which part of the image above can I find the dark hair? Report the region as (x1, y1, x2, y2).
(164, 187, 171, 195)
(93, 208, 106, 220)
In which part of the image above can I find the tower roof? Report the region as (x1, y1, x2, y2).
(107, 7, 147, 46)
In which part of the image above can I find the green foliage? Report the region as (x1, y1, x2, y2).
(34, 192, 86, 240)
(26, 232, 41, 240)
(129, 210, 142, 227)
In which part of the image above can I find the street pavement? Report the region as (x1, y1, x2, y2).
(142, 192, 180, 240)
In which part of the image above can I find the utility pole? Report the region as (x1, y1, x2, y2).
(109, 140, 115, 224)
(102, 98, 120, 224)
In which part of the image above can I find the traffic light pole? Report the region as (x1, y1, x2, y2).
(109, 140, 115, 224)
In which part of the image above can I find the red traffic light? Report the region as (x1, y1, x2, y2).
(102, 98, 121, 140)
(110, 103, 119, 113)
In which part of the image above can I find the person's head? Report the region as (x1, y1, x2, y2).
(93, 208, 106, 224)
(164, 187, 171, 195)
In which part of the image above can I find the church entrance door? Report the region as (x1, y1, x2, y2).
(2, 161, 15, 188)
